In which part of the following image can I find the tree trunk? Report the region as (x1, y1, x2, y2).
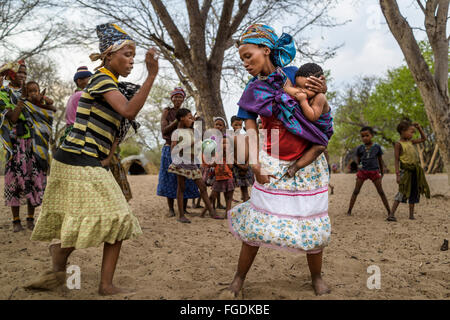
(191, 66, 227, 128)
(380, 0, 450, 187)
(427, 145, 439, 174)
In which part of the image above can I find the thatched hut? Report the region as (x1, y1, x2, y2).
(121, 155, 159, 175)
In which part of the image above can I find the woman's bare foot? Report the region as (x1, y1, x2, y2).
(99, 284, 132, 296)
(24, 270, 66, 290)
(13, 222, 24, 232)
(225, 275, 244, 299)
(312, 276, 331, 296)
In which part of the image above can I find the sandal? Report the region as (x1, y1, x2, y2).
(386, 216, 397, 222)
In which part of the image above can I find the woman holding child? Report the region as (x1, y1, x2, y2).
(224, 24, 332, 297)
(0, 60, 54, 232)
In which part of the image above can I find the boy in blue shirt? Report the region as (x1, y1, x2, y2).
(347, 127, 391, 217)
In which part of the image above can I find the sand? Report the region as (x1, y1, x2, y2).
(0, 174, 448, 300)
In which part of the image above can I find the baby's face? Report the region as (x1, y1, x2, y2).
(295, 76, 316, 98)
(26, 83, 40, 102)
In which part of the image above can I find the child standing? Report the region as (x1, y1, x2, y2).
(231, 115, 254, 202)
(346, 127, 391, 217)
(203, 136, 234, 219)
(388, 120, 430, 221)
(168, 108, 216, 223)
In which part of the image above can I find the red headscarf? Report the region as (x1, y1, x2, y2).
(0, 60, 26, 81)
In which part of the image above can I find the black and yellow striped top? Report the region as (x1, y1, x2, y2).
(60, 70, 122, 160)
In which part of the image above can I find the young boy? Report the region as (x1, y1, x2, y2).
(388, 120, 430, 221)
(283, 63, 332, 177)
(347, 127, 391, 216)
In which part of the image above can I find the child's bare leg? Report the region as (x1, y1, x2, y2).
(241, 187, 250, 202)
(11, 206, 24, 232)
(287, 145, 326, 177)
(195, 179, 216, 218)
(26, 201, 36, 230)
(176, 176, 190, 223)
(225, 190, 234, 213)
(347, 178, 364, 215)
(217, 193, 226, 209)
(306, 251, 330, 295)
(167, 198, 175, 217)
(388, 200, 400, 221)
(409, 203, 415, 220)
(373, 178, 391, 215)
(226, 242, 259, 298)
(194, 197, 203, 208)
(99, 241, 128, 295)
(184, 198, 191, 215)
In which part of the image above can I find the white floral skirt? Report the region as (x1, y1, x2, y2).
(227, 151, 331, 253)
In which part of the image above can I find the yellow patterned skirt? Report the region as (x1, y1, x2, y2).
(31, 159, 142, 249)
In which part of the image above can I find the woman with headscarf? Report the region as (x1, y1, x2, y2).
(157, 87, 200, 217)
(28, 23, 159, 295)
(0, 60, 51, 232)
(224, 24, 332, 297)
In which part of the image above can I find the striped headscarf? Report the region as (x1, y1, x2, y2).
(170, 87, 186, 99)
(0, 90, 53, 170)
(0, 60, 26, 81)
(238, 24, 296, 68)
(90, 23, 135, 70)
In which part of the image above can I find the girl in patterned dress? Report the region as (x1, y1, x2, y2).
(223, 24, 331, 298)
(168, 108, 216, 223)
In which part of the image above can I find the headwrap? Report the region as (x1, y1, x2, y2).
(170, 87, 186, 99)
(73, 66, 93, 83)
(213, 116, 227, 127)
(0, 60, 26, 81)
(89, 23, 135, 70)
(238, 24, 296, 68)
(238, 69, 333, 146)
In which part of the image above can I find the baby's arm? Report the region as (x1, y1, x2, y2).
(283, 78, 303, 98)
(100, 138, 119, 167)
(299, 93, 326, 122)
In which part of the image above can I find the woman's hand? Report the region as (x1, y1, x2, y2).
(145, 48, 159, 78)
(306, 75, 327, 94)
(252, 163, 275, 185)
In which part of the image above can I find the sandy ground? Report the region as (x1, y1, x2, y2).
(0, 173, 448, 300)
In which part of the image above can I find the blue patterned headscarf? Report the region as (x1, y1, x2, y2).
(90, 23, 135, 68)
(238, 24, 296, 68)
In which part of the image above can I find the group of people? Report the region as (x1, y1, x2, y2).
(346, 122, 430, 221)
(157, 103, 256, 224)
(0, 22, 431, 298)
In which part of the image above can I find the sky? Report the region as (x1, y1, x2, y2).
(5, 0, 432, 122)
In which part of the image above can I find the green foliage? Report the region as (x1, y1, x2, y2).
(328, 41, 447, 158)
(119, 142, 142, 159)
